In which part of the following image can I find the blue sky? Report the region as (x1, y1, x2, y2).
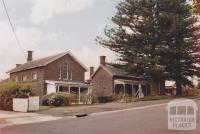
(0, 0, 119, 79)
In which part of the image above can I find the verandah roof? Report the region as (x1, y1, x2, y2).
(45, 80, 91, 88)
(114, 79, 148, 85)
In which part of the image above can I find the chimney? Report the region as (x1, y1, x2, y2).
(100, 56, 106, 65)
(16, 64, 22, 67)
(90, 67, 94, 76)
(27, 51, 33, 62)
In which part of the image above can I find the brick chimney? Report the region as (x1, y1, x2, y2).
(100, 56, 106, 65)
(90, 67, 94, 76)
(27, 51, 33, 62)
(16, 64, 22, 67)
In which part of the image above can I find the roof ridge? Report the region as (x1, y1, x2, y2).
(7, 51, 70, 73)
(27, 52, 68, 64)
(7, 51, 88, 74)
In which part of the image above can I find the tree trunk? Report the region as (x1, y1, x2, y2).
(150, 80, 159, 96)
(150, 78, 165, 95)
(176, 80, 182, 96)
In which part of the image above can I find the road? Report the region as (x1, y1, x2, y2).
(1, 99, 200, 134)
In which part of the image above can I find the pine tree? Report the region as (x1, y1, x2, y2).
(156, 0, 200, 95)
(96, 0, 200, 95)
(97, 0, 166, 93)
(194, 0, 200, 13)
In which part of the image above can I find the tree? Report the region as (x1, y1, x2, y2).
(194, 0, 200, 13)
(96, 0, 200, 95)
(157, 0, 200, 95)
(97, 0, 167, 94)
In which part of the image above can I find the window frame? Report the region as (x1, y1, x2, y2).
(59, 67, 62, 80)
(15, 76, 18, 82)
(32, 72, 38, 81)
(70, 71, 73, 81)
(63, 63, 69, 80)
(22, 75, 27, 82)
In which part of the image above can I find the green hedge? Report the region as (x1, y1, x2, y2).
(0, 82, 33, 111)
(42, 93, 77, 107)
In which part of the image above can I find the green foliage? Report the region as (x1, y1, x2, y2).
(139, 95, 171, 101)
(0, 82, 33, 110)
(97, 0, 200, 95)
(97, 96, 110, 103)
(187, 88, 200, 96)
(90, 96, 99, 104)
(42, 93, 76, 107)
(80, 94, 94, 104)
(110, 93, 135, 103)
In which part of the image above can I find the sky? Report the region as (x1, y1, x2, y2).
(0, 0, 120, 79)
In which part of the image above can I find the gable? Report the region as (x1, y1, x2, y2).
(90, 65, 113, 79)
(47, 54, 87, 72)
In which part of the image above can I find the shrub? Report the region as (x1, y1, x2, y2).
(98, 96, 110, 103)
(49, 95, 65, 107)
(123, 94, 132, 103)
(80, 94, 94, 104)
(42, 94, 50, 106)
(110, 93, 134, 103)
(0, 82, 33, 111)
(187, 88, 200, 96)
(41, 93, 75, 107)
(91, 96, 98, 104)
(109, 94, 120, 102)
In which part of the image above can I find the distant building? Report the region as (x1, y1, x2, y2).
(165, 81, 176, 95)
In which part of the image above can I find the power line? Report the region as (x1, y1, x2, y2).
(1, 0, 26, 56)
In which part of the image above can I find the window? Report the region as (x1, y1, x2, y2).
(22, 75, 27, 82)
(15, 76, 18, 82)
(32, 72, 37, 80)
(70, 71, 73, 81)
(59, 68, 62, 80)
(63, 63, 69, 80)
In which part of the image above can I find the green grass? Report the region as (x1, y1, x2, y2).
(139, 94, 199, 101)
(139, 95, 174, 101)
(39, 105, 51, 111)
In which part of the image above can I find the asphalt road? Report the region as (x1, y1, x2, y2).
(1, 99, 200, 134)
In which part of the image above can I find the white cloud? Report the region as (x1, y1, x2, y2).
(0, 21, 42, 79)
(30, 0, 95, 24)
(0, 20, 117, 81)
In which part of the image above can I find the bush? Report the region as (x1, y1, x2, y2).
(0, 82, 33, 111)
(110, 93, 134, 103)
(50, 95, 65, 107)
(80, 94, 94, 104)
(187, 88, 200, 96)
(98, 96, 110, 103)
(41, 95, 49, 106)
(90, 96, 98, 104)
(42, 93, 75, 107)
(109, 94, 120, 102)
